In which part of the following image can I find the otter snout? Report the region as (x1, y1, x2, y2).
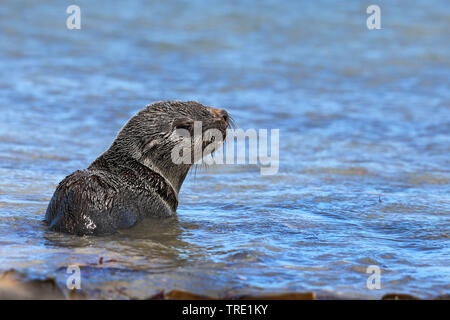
(208, 107, 229, 127)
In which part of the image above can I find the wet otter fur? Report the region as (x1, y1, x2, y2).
(45, 101, 229, 235)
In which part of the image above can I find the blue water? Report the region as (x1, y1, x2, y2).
(0, 0, 449, 298)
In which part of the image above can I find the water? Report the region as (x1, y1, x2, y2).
(0, 0, 449, 299)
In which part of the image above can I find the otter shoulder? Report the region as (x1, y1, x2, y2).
(45, 169, 119, 235)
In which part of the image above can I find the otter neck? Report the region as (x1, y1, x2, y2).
(98, 143, 191, 193)
(139, 155, 191, 194)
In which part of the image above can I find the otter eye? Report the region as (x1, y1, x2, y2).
(175, 121, 193, 132)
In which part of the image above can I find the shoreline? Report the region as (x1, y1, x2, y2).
(1, 269, 447, 300)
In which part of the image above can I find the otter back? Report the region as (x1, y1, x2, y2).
(45, 158, 176, 235)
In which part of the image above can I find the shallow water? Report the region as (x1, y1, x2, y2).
(0, 0, 449, 299)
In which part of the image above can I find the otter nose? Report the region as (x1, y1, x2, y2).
(218, 109, 229, 124)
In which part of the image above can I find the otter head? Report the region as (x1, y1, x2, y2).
(107, 101, 229, 193)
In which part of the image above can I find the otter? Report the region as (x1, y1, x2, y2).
(45, 101, 229, 235)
